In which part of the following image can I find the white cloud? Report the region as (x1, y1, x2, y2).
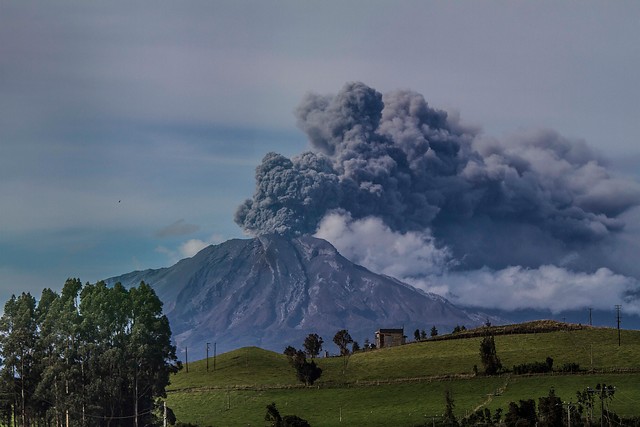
(157, 234, 225, 265)
(315, 211, 454, 278)
(436, 266, 640, 315)
(315, 211, 640, 315)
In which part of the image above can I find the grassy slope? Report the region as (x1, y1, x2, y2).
(167, 326, 640, 426)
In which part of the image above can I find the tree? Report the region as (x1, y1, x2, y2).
(538, 388, 563, 427)
(283, 346, 297, 358)
(0, 279, 181, 427)
(452, 325, 466, 334)
(430, 326, 438, 337)
(363, 338, 371, 350)
(443, 389, 458, 427)
(303, 333, 323, 359)
(420, 329, 427, 340)
(0, 292, 39, 426)
(351, 341, 360, 353)
(284, 348, 322, 386)
(333, 330, 353, 356)
(479, 335, 502, 375)
(265, 402, 282, 427)
(504, 399, 536, 427)
(265, 402, 310, 427)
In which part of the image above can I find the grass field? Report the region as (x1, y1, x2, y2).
(166, 325, 640, 426)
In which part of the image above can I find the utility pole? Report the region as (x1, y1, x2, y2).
(206, 342, 210, 372)
(615, 305, 622, 346)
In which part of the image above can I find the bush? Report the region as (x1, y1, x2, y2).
(512, 357, 553, 375)
(558, 362, 581, 373)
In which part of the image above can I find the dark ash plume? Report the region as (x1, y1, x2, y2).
(235, 82, 640, 265)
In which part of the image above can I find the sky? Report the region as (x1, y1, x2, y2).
(1, 1, 639, 322)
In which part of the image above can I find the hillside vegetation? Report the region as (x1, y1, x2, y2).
(167, 322, 640, 426)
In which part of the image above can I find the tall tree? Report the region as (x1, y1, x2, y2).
(443, 389, 458, 426)
(302, 333, 323, 359)
(479, 335, 502, 375)
(0, 292, 38, 426)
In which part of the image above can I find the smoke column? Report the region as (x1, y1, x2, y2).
(236, 82, 640, 272)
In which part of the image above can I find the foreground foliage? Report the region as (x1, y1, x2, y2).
(0, 279, 180, 426)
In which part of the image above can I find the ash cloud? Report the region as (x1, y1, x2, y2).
(236, 82, 640, 272)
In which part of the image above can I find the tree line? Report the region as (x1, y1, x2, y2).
(0, 278, 180, 427)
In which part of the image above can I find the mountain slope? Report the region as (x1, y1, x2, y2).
(106, 234, 485, 357)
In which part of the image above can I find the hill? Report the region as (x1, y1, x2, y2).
(166, 322, 640, 426)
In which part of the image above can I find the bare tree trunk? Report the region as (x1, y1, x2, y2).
(134, 369, 138, 427)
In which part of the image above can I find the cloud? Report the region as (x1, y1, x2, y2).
(155, 219, 200, 238)
(316, 212, 640, 314)
(156, 234, 225, 264)
(438, 266, 640, 315)
(315, 211, 454, 278)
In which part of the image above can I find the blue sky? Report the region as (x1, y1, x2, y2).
(1, 1, 639, 317)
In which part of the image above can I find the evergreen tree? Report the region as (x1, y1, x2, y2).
(430, 326, 438, 337)
(479, 335, 502, 375)
(443, 389, 458, 427)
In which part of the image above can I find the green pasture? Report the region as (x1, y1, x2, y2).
(166, 326, 640, 426)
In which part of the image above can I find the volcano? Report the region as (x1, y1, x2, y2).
(106, 234, 488, 358)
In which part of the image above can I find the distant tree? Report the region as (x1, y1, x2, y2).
(363, 338, 371, 350)
(430, 326, 438, 337)
(303, 333, 323, 359)
(461, 407, 502, 426)
(479, 335, 502, 375)
(504, 399, 536, 427)
(420, 329, 427, 340)
(414, 329, 420, 341)
(333, 330, 353, 357)
(443, 390, 458, 427)
(351, 341, 360, 353)
(283, 346, 297, 358)
(265, 402, 282, 427)
(538, 388, 563, 427)
(452, 325, 466, 334)
(265, 402, 310, 427)
(284, 348, 322, 386)
(282, 415, 311, 427)
(576, 386, 597, 425)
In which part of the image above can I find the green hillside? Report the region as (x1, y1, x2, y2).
(166, 323, 640, 426)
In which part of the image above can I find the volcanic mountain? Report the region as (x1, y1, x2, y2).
(106, 234, 487, 357)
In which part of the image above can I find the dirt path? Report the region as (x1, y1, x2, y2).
(471, 374, 511, 414)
